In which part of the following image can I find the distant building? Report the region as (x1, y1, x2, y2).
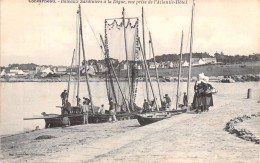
(36, 66, 48, 74)
(162, 61, 174, 68)
(97, 63, 106, 72)
(42, 68, 54, 74)
(16, 70, 26, 76)
(56, 66, 67, 72)
(10, 67, 19, 74)
(0, 69, 6, 77)
(202, 58, 217, 64)
(187, 57, 217, 66)
(182, 60, 189, 67)
(149, 62, 160, 69)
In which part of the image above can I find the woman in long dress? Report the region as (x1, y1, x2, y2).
(192, 73, 215, 113)
(201, 82, 214, 112)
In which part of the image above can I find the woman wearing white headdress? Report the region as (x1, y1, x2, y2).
(192, 73, 204, 113)
(200, 75, 215, 112)
(192, 73, 215, 113)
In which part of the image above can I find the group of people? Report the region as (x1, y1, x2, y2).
(192, 73, 215, 113)
(140, 73, 215, 113)
(59, 72, 215, 124)
(60, 89, 105, 124)
(142, 94, 172, 113)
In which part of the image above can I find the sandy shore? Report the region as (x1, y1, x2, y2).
(1, 95, 260, 162)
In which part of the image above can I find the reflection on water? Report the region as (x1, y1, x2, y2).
(0, 82, 259, 136)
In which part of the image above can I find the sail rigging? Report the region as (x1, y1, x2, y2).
(104, 8, 139, 112)
(67, 5, 93, 111)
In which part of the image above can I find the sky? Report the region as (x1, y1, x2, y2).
(1, 0, 259, 66)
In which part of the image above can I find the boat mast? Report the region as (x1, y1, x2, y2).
(77, 9, 81, 106)
(67, 49, 75, 98)
(142, 7, 150, 103)
(187, 0, 195, 104)
(122, 7, 133, 110)
(149, 31, 162, 106)
(100, 34, 130, 112)
(138, 37, 159, 111)
(176, 31, 184, 110)
(78, 4, 94, 112)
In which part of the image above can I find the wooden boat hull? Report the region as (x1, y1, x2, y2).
(136, 112, 172, 126)
(43, 112, 137, 128)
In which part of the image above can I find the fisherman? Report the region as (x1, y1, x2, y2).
(76, 96, 80, 106)
(82, 99, 89, 124)
(164, 94, 171, 109)
(83, 97, 90, 105)
(142, 99, 150, 113)
(183, 92, 188, 106)
(60, 90, 68, 106)
(98, 104, 105, 114)
(62, 99, 71, 115)
(77, 98, 83, 114)
(109, 98, 117, 122)
(150, 98, 158, 111)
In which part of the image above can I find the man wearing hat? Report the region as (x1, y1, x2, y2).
(164, 94, 171, 109)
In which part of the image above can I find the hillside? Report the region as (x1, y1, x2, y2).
(120, 61, 260, 78)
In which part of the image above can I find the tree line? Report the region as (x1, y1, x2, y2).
(2, 52, 260, 70)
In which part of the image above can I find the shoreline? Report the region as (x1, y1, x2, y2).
(0, 74, 259, 83)
(1, 93, 259, 162)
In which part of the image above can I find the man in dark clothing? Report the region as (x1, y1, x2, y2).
(62, 100, 71, 115)
(143, 99, 150, 113)
(183, 92, 188, 106)
(60, 90, 68, 106)
(164, 94, 171, 109)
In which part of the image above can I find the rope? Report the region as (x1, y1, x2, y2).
(81, 11, 104, 59)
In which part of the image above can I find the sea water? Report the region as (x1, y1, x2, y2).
(0, 81, 259, 136)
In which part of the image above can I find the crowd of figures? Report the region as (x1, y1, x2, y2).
(192, 73, 217, 113)
(60, 90, 109, 124)
(59, 72, 216, 124)
(142, 94, 173, 113)
(141, 73, 216, 114)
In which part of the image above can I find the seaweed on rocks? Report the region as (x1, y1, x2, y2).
(225, 113, 260, 144)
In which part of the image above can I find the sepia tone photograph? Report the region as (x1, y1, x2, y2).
(0, 0, 259, 162)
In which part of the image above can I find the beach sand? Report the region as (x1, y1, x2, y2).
(1, 94, 259, 162)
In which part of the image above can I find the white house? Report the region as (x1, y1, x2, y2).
(202, 58, 217, 64)
(149, 62, 160, 69)
(42, 68, 54, 74)
(10, 67, 19, 74)
(182, 60, 189, 67)
(17, 70, 26, 75)
(0, 69, 6, 77)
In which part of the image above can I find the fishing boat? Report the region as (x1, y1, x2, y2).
(135, 1, 198, 125)
(98, 7, 143, 119)
(24, 5, 111, 127)
(136, 112, 172, 126)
